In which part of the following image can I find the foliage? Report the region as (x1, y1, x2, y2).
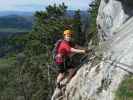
(115, 75, 133, 100)
(0, 54, 56, 100)
(15, 54, 55, 100)
(0, 57, 18, 98)
(21, 3, 89, 99)
(25, 3, 71, 56)
(87, 0, 101, 45)
(73, 9, 85, 45)
(0, 33, 27, 57)
(18, 3, 70, 100)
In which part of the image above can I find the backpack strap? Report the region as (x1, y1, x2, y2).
(52, 39, 64, 61)
(55, 39, 64, 54)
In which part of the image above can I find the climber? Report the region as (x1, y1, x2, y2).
(55, 29, 89, 89)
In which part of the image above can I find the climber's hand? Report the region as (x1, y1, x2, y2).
(85, 48, 94, 53)
(85, 49, 90, 53)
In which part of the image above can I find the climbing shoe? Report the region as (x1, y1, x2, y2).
(56, 82, 66, 89)
(56, 82, 61, 89)
(60, 83, 66, 88)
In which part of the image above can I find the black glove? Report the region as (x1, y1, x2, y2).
(85, 49, 90, 53)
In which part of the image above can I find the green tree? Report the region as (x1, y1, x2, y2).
(87, 0, 101, 45)
(18, 3, 72, 100)
(25, 3, 72, 56)
(73, 9, 85, 45)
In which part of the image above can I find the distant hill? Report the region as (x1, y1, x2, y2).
(0, 11, 34, 17)
(0, 14, 34, 32)
(0, 10, 88, 33)
(0, 10, 87, 17)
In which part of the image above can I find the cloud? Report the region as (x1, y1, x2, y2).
(0, 0, 47, 11)
(15, 4, 45, 9)
(13, 4, 45, 11)
(0, 0, 92, 11)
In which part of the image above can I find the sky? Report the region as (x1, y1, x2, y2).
(0, 0, 92, 12)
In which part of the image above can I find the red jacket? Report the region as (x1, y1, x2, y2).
(55, 40, 73, 64)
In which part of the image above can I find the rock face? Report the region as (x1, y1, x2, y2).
(97, 0, 133, 40)
(52, 0, 133, 100)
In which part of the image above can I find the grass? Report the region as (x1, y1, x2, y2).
(115, 75, 133, 100)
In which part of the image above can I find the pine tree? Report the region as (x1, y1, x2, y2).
(25, 3, 70, 56)
(87, 0, 101, 45)
(17, 3, 72, 100)
(73, 9, 85, 45)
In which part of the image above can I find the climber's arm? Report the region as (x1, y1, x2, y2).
(70, 47, 86, 54)
(74, 44, 92, 53)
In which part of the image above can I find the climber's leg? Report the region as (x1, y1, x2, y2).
(65, 67, 76, 84)
(57, 72, 65, 83)
(56, 72, 65, 88)
(56, 62, 66, 88)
